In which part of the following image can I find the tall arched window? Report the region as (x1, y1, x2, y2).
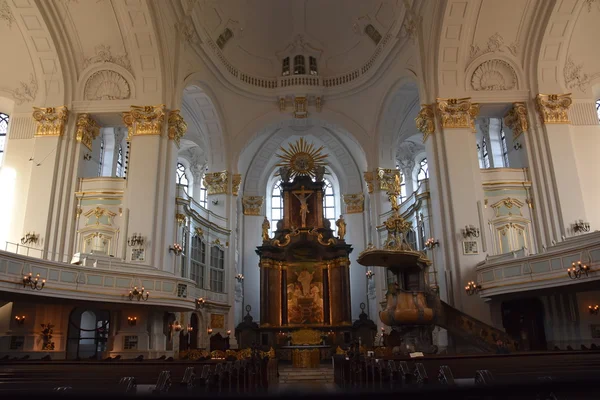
(417, 158, 429, 185)
(395, 163, 407, 203)
(294, 55, 305, 75)
(176, 162, 189, 193)
(199, 176, 208, 209)
(270, 180, 283, 235)
(0, 113, 8, 166)
(323, 179, 336, 234)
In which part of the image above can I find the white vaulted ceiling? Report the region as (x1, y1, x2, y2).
(195, 0, 403, 77)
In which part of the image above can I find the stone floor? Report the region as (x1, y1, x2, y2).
(270, 364, 338, 394)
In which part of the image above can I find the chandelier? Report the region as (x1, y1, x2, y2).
(128, 286, 149, 301)
(465, 281, 481, 295)
(23, 273, 45, 290)
(567, 261, 589, 280)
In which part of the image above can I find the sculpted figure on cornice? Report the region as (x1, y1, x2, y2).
(504, 103, 528, 139)
(203, 171, 229, 195)
(84, 70, 131, 101)
(242, 196, 263, 216)
(436, 98, 480, 132)
(415, 104, 435, 142)
(75, 114, 100, 150)
(469, 32, 518, 62)
(343, 193, 365, 214)
(32, 106, 69, 137)
(167, 110, 188, 146)
(535, 94, 572, 125)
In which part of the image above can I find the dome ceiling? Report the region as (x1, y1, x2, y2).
(195, 0, 403, 77)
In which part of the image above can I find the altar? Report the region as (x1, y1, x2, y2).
(281, 329, 330, 368)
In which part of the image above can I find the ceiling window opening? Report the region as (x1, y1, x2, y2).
(323, 179, 337, 236)
(294, 55, 306, 75)
(216, 28, 234, 49)
(365, 24, 382, 45)
(309, 56, 318, 75)
(282, 57, 290, 76)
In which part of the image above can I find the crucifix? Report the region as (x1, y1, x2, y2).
(292, 186, 313, 228)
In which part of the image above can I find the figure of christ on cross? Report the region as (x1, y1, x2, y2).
(292, 186, 313, 228)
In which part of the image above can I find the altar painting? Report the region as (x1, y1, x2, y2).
(287, 263, 324, 324)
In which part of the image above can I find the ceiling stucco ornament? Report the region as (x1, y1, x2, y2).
(436, 98, 480, 131)
(563, 55, 600, 93)
(471, 59, 517, 91)
(75, 114, 100, 151)
(242, 196, 263, 216)
(535, 94, 572, 125)
(396, 141, 423, 171)
(84, 70, 131, 101)
(415, 104, 435, 142)
(343, 193, 365, 214)
(0, 0, 15, 28)
(469, 33, 518, 62)
(585, 0, 600, 12)
(82, 45, 132, 74)
(2, 73, 38, 105)
(504, 103, 528, 140)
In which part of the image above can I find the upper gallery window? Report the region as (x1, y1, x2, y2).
(365, 24, 382, 45)
(210, 246, 225, 293)
(176, 162, 189, 193)
(500, 129, 509, 167)
(294, 55, 306, 75)
(98, 135, 104, 177)
(199, 175, 208, 209)
(0, 113, 8, 166)
(309, 56, 318, 75)
(190, 235, 206, 288)
(116, 145, 124, 177)
(270, 180, 283, 236)
(417, 158, 429, 185)
(481, 137, 490, 169)
(395, 163, 407, 203)
(323, 179, 337, 235)
(216, 28, 233, 49)
(282, 57, 290, 76)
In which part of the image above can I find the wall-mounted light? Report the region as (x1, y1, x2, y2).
(226, 330, 231, 336)
(424, 238, 440, 250)
(169, 243, 183, 256)
(172, 321, 182, 332)
(462, 225, 480, 239)
(567, 261, 589, 280)
(465, 281, 481, 296)
(589, 305, 600, 315)
(235, 274, 244, 282)
(15, 315, 25, 325)
(128, 286, 149, 301)
(23, 273, 45, 291)
(573, 220, 591, 234)
(207, 327, 213, 335)
(196, 297, 206, 309)
(127, 316, 137, 326)
(513, 142, 522, 151)
(187, 325, 194, 334)
(127, 233, 145, 247)
(20, 232, 39, 246)
(212, 199, 219, 205)
(365, 270, 374, 279)
(83, 153, 92, 161)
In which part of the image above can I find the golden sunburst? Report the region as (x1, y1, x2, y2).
(276, 137, 328, 179)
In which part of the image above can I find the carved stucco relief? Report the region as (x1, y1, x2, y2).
(471, 59, 517, 91)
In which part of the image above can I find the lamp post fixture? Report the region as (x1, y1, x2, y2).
(128, 286, 149, 301)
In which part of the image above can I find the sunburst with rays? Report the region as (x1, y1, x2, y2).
(276, 137, 328, 180)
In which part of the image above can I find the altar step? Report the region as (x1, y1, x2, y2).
(278, 366, 334, 384)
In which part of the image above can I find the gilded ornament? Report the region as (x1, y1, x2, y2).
(75, 114, 100, 150)
(279, 97, 286, 111)
(436, 98, 479, 130)
(504, 102, 528, 140)
(242, 196, 263, 216)
(376, 168, 401, 191)
(536, 93, 572, 124)
(231, 174, 242, 196)
(276, 138, 328, 180)
(128, 104, 165, 136)
(32, 106, 69, 137)
(294, 96, 308, 118)
(167, 110, 187, 146)
(262, 216, 270, 242)
(122, 111, 134, 140)
(290, 329, 322, 345)
(336, 215, 347, 240)
(308, 227, 337, 246)
(415, 104, 435, 142)
(194, 227, 204, 237)
(364, 171, 375, 194)
(203, 171, 229, 195)
(176, 213, 187, 225)
(343, 193, 365, 214)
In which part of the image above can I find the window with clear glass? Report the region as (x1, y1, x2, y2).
(500, 129, 509, 167)
(395, 163, 407, 203)
(365, 24, 382, 44)
(0, 113, 8, 166)
(190, 235, 206, 287)
(323, 179, 336, 235)
(176, 162, 189, 193)
(98, 135, 104, 177)
(199, 176, 208, 208)
(417, 158, 429, 185)
(270, 180, 283, 236)
(282, 57, 290, 76)
(309, 56, 318, 75)
(294, 55, 305, 75)
(481, 137, 490, 169)
(181, 228, 188, 278)
(596, 100, 600, 121)
(116, 145, 123, 177)
(210, 246, 224, 293)
(217, 28, 233, 49)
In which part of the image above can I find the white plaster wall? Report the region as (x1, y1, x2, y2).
(571, 126, 600, 232)
(241, 215, 262, 322)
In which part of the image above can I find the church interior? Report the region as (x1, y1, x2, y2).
(1, 0, 600, 397)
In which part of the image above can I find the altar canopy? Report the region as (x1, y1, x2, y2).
(256, 139, 353, 328)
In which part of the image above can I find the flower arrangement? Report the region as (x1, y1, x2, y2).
(169, 243, 183, 255)
(424, 238, 439, 249)
(366, 270, 374, 279)
(40, 323, 55, 351)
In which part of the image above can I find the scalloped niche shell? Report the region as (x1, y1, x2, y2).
(84, 70, 131, 100)
(471, 59, 517, 91)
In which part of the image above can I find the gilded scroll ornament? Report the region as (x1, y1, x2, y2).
(167, 110, 187, 146)
(415, 104, 435, 142)
(436, 98, 479, 130)
(203, 171, 229, 195)
(75, 114, 100, 150)
(308, 227, 337, 246)
(176, 213, 187, 225)
(364, 172, 375, 194)
(376, 168, 401, 191)
(294, 96, 308, 118)
(32, 106, 69, 137)
(504, 102, 528, 139)
(290, 329, 322, 345)
(231, 174, 242, 196)
(122, 111, 134, 140)
(343, 193, 365, 214)
(128, 104, 166, 136)
(242, 196, 263, 216)
(536, 93, 572, 124)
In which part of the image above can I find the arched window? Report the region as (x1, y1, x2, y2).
(309, 56, 318, 75)
(323, 179, 336, 234)
(417, 158, 429, 185)
(395, 163, 407, 203)
(176, 162, 189, 193)
(282, 57, 290, 76)
(0, 113, 8, 166)
(270, 180, 283, 235)
(210, 245, 225, 293)
(294, 55, 305, 75)
(190, 235, 206, 287)
(198, 176, 208, 208)
(365, 24, 382, 44)
(216, 28, 234, 49)
(116, 145, 124, 177)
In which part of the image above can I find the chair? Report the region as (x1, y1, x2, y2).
(118, 376, 137, 393)
(438, 365, 455, 386)
(180, 366, 196, 389)
(475, 370, 494, 385)
(414, 363, 428, 386)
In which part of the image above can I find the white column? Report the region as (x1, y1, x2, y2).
(344, 208, 368, 321)
(240, 197, 264, 323)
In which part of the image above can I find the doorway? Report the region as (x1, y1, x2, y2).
(501, 298, 547, 351)
(66, 308, 110, 360)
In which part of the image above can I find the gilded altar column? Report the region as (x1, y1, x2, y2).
(328, 259, 351, 325)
